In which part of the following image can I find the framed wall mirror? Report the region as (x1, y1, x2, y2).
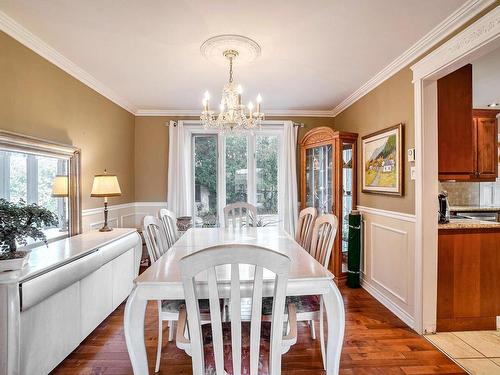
(0, 130, 82, 245)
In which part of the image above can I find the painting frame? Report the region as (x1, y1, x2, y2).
(362, 123, 404, 196)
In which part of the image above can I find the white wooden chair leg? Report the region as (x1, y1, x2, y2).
(310, 319, 316, 340)
(155, 318, 163, 373)
(168, 320, 174, 342)
(319, 296, 326, 370)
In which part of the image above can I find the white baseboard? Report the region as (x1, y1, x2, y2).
(361, 278, 415, 330)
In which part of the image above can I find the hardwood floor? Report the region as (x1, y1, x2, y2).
(51, 286, 464, 374)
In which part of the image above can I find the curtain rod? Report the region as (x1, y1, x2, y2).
(166, 121, 305, 128)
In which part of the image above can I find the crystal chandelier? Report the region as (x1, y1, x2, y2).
(201, 49, 264, 132)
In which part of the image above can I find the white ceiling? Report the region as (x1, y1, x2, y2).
(473, 46, 500, 109)
(0, 0, 469, 113)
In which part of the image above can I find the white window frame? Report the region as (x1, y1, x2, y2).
(186, 120, 285, 227)
(0, 150, 69, 245)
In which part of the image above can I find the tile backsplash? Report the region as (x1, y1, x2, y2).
(440, 181, 480, 206)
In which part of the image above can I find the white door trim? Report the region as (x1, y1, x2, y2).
(411, 5, 500, 334)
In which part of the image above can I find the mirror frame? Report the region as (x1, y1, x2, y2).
(0, 130, 82, 235)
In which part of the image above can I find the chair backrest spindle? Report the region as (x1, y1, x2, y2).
(180, 245, 290, 375)
(223, 202, 257, 228)
(158, 208, 179, 248)
(309, 214, 338, 268)
(143, 215, 169, 263)
(295, 207, 317, 250)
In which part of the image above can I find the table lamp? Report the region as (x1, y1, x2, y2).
(51, 175, 69, 231)
(91, 170, 121, 232)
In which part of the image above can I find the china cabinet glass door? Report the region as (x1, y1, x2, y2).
(341, 142, 354, 273)
(305, 145, 333, 214)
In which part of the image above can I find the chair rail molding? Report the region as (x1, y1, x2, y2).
(357, 206, 416, 222)
(411, 4, 500, 334)
(81, 202, 168, 232)
(332, 0, 496, 116)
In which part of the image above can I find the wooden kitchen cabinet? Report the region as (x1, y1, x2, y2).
(437, 228, 500, 331)
(474, 109, 499, 180)
(437, 64, 499, 181)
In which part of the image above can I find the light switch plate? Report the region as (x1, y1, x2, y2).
(410, 166, 416, 180)
(408, 148, 416, 162)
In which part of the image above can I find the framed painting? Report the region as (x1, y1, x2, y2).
(362, 123, 404, 196)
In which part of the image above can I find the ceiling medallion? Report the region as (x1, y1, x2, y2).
(200, 35, 264, 132)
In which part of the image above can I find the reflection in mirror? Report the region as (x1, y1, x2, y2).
(0, 150, 70, 243)
(0, 130, 81, 248)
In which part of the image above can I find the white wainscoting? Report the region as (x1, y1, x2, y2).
(357, 206, 416, 329)
(81, 202, 168, 232)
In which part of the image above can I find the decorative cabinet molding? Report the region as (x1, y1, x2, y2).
(299, 126, 358, 279)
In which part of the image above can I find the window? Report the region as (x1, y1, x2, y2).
(190, 127, 281, 227)
(193, 135, 218, 227)
(0, 150, 69, 242)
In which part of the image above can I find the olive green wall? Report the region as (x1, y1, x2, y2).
(0, 31, 136, 209)
(334, 68, 415, 214)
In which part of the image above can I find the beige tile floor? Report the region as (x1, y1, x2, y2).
(426, 331, 500, 374)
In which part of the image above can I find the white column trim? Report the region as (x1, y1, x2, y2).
(411, 4, 500, 334)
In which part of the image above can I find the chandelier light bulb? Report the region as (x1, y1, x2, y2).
(220, 102, 225, 112)
(204, 91, 210, 100)
(248, 102, 254, 117)
(237, 85, 243, 94)
(256, 93, 262, 103)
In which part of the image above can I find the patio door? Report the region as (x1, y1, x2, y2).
(192, 131, 281, 227)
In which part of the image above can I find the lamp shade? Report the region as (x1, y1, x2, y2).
(51, 175, 69, 197)
(91, 174, 121, 197)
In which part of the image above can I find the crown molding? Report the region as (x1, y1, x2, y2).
(0, 10, 137, 114)
(135, 109, 200, 117)
(331, 0, 497, 117)
(135, 108, 334, 117)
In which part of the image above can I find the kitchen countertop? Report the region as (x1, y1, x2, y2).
(450, 206, 500, 212)
(438, 219, 500, 230)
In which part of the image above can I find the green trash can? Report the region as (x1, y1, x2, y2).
(347, 210, 362, 288)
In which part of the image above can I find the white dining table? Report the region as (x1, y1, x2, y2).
(124, 226, 345, 374)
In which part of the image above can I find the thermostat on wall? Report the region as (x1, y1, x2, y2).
(407, 148, 416, 162)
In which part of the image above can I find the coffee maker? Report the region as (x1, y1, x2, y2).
(438, 191, 450, 224)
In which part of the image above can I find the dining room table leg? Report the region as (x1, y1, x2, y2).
(322, 280, 345, 375)
(124, 286, 149, 375)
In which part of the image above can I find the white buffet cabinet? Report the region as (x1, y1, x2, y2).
(0, 228, 142, 375)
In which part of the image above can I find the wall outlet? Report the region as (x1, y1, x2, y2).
(497, 316, 500, 331)
(408, 148, 416, 162)
(410, 166, 417, 180)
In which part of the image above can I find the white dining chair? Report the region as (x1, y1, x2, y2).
(158, 208, 179, 248)
(223, 202, 257, 228)
(176, 244, 298, 375)
(262, 213, 338, 369)
(143, 215, 215, 373)
(143, 215, 169, 263)
(295, 207, 317, 251)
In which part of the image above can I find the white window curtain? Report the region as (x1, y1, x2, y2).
(167, 121, 192, 216)
(279, 121, 299, 235)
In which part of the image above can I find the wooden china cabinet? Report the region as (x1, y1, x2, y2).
(299, 127, 358, 280)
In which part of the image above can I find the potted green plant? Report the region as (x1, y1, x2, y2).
(0, 199, 58, 271)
